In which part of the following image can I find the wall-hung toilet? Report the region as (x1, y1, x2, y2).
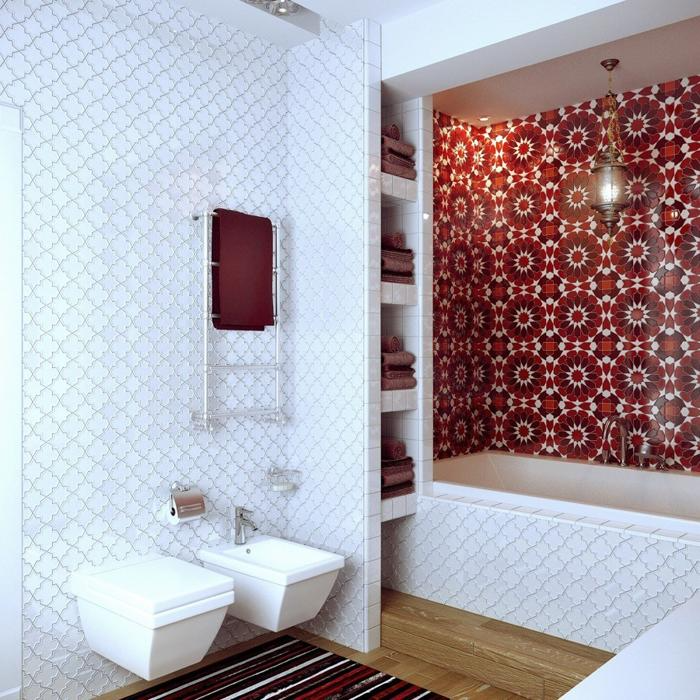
(71, 554, 234, 680)
(199, 535, 344, 632)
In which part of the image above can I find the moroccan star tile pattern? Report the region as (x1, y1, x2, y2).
(433, 75, 700, 468)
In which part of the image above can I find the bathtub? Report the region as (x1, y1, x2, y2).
(431, 450, 700, 537)
(383, 450, 700, 653)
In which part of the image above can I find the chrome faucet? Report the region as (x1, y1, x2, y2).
(233, 506, 257, 545)
(636, 442, 668, 471)
(601, 416, 629, 466)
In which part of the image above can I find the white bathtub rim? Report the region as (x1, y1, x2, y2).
(424, 481, 700, 545)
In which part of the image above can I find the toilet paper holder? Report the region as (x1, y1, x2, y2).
(169, 481, 206, 520)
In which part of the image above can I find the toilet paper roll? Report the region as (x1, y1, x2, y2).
(157, 501, 203, 526)
(157, 483, 207, 526)
(170, 484, 206, 522)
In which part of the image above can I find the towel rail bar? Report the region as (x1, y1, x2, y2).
(190, 210, 282, 431)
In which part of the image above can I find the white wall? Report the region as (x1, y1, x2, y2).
(282, 18, 369, 651)
(0, 101, 22, 700)
(0, 0, 372, 696)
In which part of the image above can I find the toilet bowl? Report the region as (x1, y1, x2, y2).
(71, 554, 234, 680)
(199, 535, 344, 632)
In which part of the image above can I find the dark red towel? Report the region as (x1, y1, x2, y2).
(382, 351, 416, 368)
(382, 248, 414, 262)
(382, 467, 415, 488)
(382, 123, 401, 141)
(381, 255, 414, 274)
(381, 135, 416, 158)
(381, 159, 417, 181)
(211, 209, 274, 331)
(381, 456, 414, 469)
(381, 376, 417, 390)
(382, 437, 406, 460)
(381, 149, 416, 168)
(381, 483, 415, 499)
(381, 272, 415, 284)
(381, 336, 402, 353)
(382, 367, 416, 379)
(381, 232, 406, 250)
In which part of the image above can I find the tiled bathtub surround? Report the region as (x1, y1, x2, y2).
(0, 0, 374, 696)
(433, 75, 700, 468)
(382, 495, 700, 653)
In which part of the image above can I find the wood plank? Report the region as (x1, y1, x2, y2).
(473, 687, 529, 700)
(544, 677, 576, 700)
(382, 623, 544, 700)
(482, 619, 613, 665)
(383, 590, 612, 688)
(471, 635, 597, 685)
(431, 671, 491, 697)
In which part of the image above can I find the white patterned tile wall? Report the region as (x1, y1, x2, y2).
(362, 19, 382, 651)
(382, 496, 700, 652)
(281, 17, 369, 651)
(0, 0, 371, 696)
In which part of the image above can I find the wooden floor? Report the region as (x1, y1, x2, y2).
(99, 627, 524, 700)
(99, 591, 613, 700)
(382, 590, 613, 700)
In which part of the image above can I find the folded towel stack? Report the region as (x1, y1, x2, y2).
(381, 335, 402, 353)
(381, 231, 415, 285)
(381, 336, 417, 390)
(381, 437, 415, 499)
(381, 124, 417, 181)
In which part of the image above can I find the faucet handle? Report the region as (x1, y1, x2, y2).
(235, 506, 257, 528)
(637, 442, 667, 470)
(636, 443, 653, 468)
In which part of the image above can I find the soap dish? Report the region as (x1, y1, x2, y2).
(266, 468, 300, 492)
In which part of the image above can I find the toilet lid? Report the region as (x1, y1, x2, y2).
(72, 554, 234, 615)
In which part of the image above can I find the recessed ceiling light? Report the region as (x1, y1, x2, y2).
(478, 116, 490, 122)
(243, 0, 300, 15)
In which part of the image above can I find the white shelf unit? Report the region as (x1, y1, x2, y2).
(381, 491, 418, 522)
(379, 96, 433, 523)
(381, 172, 418, 205)
(381, 388, 418, 413)
(381, 281, 418, 305)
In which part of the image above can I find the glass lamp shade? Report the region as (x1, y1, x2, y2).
(590, 150, 629, 235)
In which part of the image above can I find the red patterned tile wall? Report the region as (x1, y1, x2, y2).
(433, 75, 700, 469)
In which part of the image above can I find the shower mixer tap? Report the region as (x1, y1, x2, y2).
(601, 416, 629, 466)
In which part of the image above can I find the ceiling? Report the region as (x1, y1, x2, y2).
(299, 0, 446, 25)
(171, 0, 446, 47)
(171, 0, 320, 47)
(433, 16, 700, 125)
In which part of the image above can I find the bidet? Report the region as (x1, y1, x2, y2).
(198, 535, 344, 631)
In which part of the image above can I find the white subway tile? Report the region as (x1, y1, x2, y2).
(392, 496, 407, 518)
(365, 625, 381, 651)
(381, 499, 393, 521)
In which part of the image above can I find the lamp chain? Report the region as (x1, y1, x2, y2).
(601, 67, 622, 159)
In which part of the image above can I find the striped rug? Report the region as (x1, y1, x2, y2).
(123, 635, 446, 699)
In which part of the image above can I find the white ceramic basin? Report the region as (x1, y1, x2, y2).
(198, 535, 344, 631)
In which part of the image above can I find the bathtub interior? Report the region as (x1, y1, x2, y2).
(430, 450, 700, 536)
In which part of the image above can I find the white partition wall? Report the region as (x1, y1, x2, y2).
(0, 102, 22, 700)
